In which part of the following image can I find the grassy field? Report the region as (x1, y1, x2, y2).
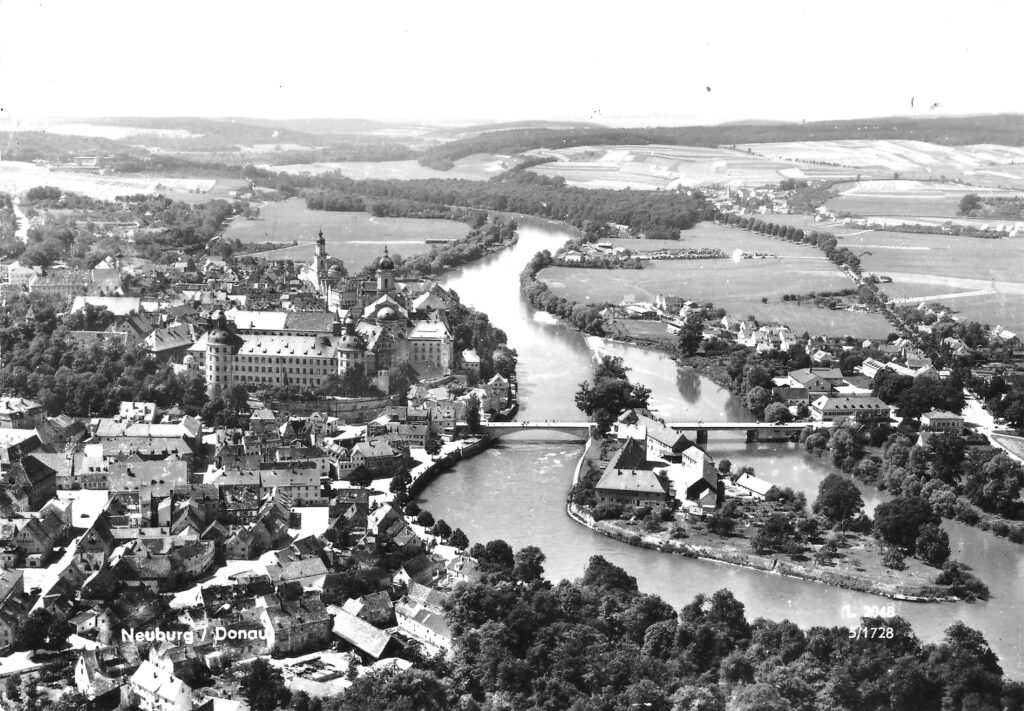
(843, 228, 1024, 331)
(737, 140, 1024, 182)
(0, 160, 223, 200)
(525, 145, 861, 190)
(262, 153, 508, 181)
(223, 199, 468, 270)
(826, 180, 1024, 218)
(541, 223, 892, 338)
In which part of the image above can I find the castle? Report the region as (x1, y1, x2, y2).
(189, 239, 455, 398)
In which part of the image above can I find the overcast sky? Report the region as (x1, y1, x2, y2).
(2, 0, 1022, 126)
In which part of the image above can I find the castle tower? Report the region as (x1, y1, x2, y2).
(205, 311, 236, 398)
(376, 245, 395, 294)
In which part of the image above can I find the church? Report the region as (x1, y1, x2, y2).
(190, 238, 456, 397)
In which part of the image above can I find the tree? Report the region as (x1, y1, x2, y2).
(745, 386, 771, 420)
(812, 473, 864, 528)
(348, 467, 373, 487)
(763, 402, 791, 423)
(575, 367, 651, 434)
(53, 691, 90, 711)
(389, 469, 412, 505)
(15, 609, 54, 650)
(465, 393, 481, 434)
(431, 519, 452, 539)
(424, 433, 443, 456)
(959, 193, 982, 215)
(415, 510, 435, 527)
(241, 658, 291, 711)
(677, 318, 704, 356)
(915, 523, 951, 567)
(873, 496, 940, 554)
(448, 528, 469, 550)
(513, 545, 546, 583)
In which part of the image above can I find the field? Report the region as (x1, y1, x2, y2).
(524, 145, 862, 190)
(539, 223, 893, 338)
(0, 160, 226, 200)
(826, 180, 1024, 219)
(262, 153, 509, 181)
(222, 199, 468, 270)
(840, 227, 1024, 331)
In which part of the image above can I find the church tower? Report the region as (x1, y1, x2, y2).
(314, 229, 328, 288)
(376, 245, 395, 294)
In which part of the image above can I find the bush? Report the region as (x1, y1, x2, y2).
(990, 520, 1010, 537)
(632, 505, 653, 520)
(881, 545, 906, 570)
(658, 506, 675, 522)
(415, 511, 435, 528)
(935, 561, 990, 600)
(706, 512, 735, 536)
(593, 502, 624, 521)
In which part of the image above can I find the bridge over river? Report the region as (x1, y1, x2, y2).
(462, 419, 832, 443)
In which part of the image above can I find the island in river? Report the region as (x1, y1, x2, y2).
(568, 435, 979, 602)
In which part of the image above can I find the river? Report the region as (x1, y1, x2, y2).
(418, 218, 1024, 677)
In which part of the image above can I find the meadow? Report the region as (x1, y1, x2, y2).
(540, 223, 892, 338)
(222, 199, 468, 270)
(826, 180, 1024, 218)
(0, 160, 223, 200)
(844, 228, 1024, 331)
(524, 145, 861, 190)
(262, 153, 508, 181)
(736, 139, 1024, 181)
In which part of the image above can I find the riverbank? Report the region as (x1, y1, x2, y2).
(564, 438, 964, 602)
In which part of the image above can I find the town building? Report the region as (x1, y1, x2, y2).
(810, 395, 891, 423)
(921, 410, 964, 434)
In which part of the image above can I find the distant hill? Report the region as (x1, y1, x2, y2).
(416, 114, 1024, 169)
(431, 119, 606, 139)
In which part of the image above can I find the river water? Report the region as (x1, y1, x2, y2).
(419, 218, 1024, 676)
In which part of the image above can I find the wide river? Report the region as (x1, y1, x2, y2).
(419, 218, 1024, 676)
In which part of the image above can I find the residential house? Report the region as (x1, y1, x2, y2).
(593, 468, 670, 508)
(260, 593, 332, 655)
(787, 368, 844, 397)
(734, 472, 774, 500)
(340, 591, 395, 627)
(331, 608, 393, 659)
(126, 660, 193, 711)
(395, 583, 453, 654)
(921, 410, 964, 434)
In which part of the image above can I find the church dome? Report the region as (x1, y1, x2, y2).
(376, 306, 397, 321)
(327, 263, 344, 280)
(377, 246, 394, 271)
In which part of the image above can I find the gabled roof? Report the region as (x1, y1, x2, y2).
(594, 468, 668, 496)
(331, 609, 392, 658)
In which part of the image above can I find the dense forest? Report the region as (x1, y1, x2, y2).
(288, 551, 1020, 711)
(273, 168, 708, 240)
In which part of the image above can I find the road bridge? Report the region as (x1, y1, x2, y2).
(460, 419, 830, 443)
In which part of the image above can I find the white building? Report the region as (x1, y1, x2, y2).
(127, 660, 193, 711)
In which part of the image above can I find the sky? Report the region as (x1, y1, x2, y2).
(1, 0, 1023, 126)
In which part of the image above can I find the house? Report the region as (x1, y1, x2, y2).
(0, 397, 47, 429)
(640, 417, 691, 464)
(445, 554, 483, 585)
(1, 454, 58, 511)
(260, 593, 333, 656)
(593, 468, 670, 508)
(921, 410, 964, 434)
(126, 660, 192, 711)
(810, 395, 891, 424)
(772, 386, 810, 407)
(75, 647, 140, 700)
(340, 591, 394, 627)
(331, 608, 393, 659)
(265, 555, 328, 587)
(393, 553, 444, 587)
(350, 440, 404, 478)
(787, 368, 844, 397)
(395, 583, 453, 654)
(734, 472, 774, 500)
